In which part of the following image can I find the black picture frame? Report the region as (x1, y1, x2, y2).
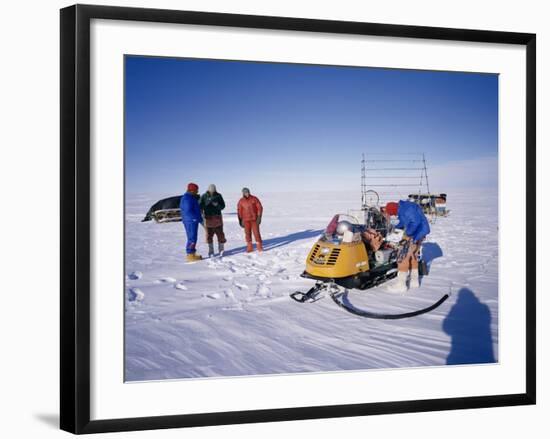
(60, 4, 536, 434)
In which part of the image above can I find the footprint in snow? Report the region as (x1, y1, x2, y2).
(233, 281, 249, 290)
(207, 260, 222, 268)
(158, 277, 177, 283)
(128, 287, 145, 302)
(128, 271, 142, 280)
(204, 293, 221, 300)
(256, 284, 272, 298)
(222, 303, 244, 311)
(174, 282, 188, 290)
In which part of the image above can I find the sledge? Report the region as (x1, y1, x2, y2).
(142, 195, 182, 223)
(408, 193, 449, 217)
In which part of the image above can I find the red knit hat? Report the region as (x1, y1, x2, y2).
(385, 202, 399, 216)
(187, 182, 199, 192)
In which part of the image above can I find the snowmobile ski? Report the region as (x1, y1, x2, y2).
(290, 288, 322, 303)
(330, 290, 449, 320)
(290, 281, 337, 303)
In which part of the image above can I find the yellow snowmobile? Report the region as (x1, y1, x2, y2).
(291, 212, 398, 297)
(301, 213, 398, 289)
(290, 212, 449, 319)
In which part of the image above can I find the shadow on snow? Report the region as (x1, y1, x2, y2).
(422, 241, 443, 274)
(442, 288, 496, 365)
(223, 229, 323, 257)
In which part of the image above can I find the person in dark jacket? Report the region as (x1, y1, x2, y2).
(237, 187, 263, 253)
(387, 199, 431, 293)
(199, 184, 227, 257)
(180, 182, 203, 261)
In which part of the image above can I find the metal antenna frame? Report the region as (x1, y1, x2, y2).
(361, 152, 432, 207)
(361, 153, 367, 209)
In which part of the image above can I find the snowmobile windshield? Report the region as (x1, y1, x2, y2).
(322, 214, 362, 244)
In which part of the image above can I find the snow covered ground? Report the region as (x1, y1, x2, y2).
(124, 190, 498, 381)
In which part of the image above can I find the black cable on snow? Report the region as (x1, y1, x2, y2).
(330, 291, 450, 320)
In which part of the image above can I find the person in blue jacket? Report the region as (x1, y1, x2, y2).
(388, 199, 430, 293)
(180, 182, 203, 261)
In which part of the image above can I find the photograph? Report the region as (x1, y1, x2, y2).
(123, 55, 499, 382)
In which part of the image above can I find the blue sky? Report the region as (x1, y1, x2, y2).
(125, 56, 498, 195)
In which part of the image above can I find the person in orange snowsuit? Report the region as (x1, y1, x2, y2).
(237, 187, 263, 252)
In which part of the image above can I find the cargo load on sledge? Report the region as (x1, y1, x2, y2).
(408, 193, 448, 216)
(142, 195, 182, 223)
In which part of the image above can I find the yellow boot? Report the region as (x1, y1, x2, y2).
(186, 253, 202, 262)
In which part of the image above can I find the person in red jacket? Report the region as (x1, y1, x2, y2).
(237, 187, 263, 252)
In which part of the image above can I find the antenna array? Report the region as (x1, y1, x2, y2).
(361, 152, 431, 207)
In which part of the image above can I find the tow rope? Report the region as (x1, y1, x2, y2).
(330, 291, 450, 320)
